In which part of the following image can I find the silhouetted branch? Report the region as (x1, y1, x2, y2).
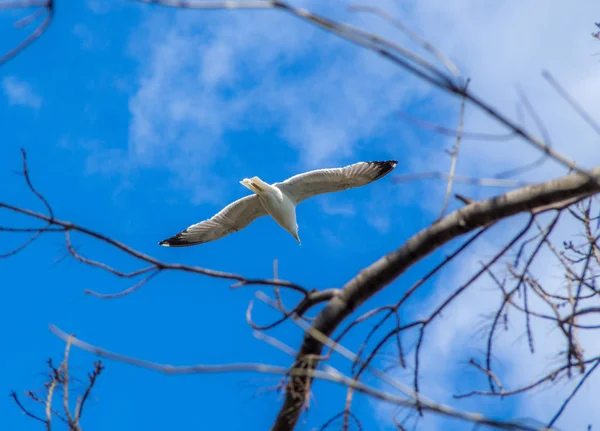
(10, 337, 104, 431)
(0, 150, 315, 300)
(547, 360, 600, 427)
(454, 356, 600, 399)
(10, 391, 46, 425)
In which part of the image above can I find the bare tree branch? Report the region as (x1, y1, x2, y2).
(49, 324, 555, 431)
(542, 70, 600, 138)
(11, 338, 103, 431)
(272, 167, 600, 430)
(0, 0, 54, 66)
(437, 78, 470, 220)
(346, 3, 460, 76)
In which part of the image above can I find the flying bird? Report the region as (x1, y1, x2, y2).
(159, 160, 398, 247)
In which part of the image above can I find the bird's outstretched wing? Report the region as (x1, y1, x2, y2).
(275, 160, 398, 204)
(159, 195, 267, 247)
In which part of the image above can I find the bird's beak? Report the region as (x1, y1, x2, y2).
(294, 233, 301, 245)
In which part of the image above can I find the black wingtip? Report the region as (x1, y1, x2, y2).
(158, 230, 194, 247)
(369, 160, 398, 181)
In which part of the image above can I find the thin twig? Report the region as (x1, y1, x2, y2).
(10, 391, 46, 424)
(0, 1, 54, 66)
(437, 78, 470, 221)
(547, 360, 600, 427)
(347, 4, 460, 76)
(542, 70, 600, 138)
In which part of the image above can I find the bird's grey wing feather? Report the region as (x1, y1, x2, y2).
(275, 160, 398, 204)
(159, 195, 267, 247)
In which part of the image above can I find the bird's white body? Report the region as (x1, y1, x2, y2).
(240, 176, 300, 244)
(159, 160, 398, 247)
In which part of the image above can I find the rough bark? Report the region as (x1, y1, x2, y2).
(271, 165, 600, 431)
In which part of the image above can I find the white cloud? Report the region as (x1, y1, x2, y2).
(411, 0, 600, 178)
(2, 76, 42, 110)
(367, 214, 391, 234)
(319, 198, 356, 217)
(73, 23, 109, 50)
(58, 136, 132, 189)
(319, 227, 344, 247)
(83, 141, 130, 179)
(123, 3, 429, 203)
(86, 0, 112, 14)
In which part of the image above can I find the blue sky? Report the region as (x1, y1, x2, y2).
(1, 0, 600, 430)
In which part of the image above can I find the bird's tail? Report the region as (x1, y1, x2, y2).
(240, 176, 271, 195)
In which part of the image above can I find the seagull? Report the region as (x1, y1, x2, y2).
(159, 160, 398, 247)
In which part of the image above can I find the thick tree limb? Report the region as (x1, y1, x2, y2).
(271, 165, 600, 431)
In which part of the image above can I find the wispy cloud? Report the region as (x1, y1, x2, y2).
(410, 0, 600, 179)
(73, 24, 109, 50)
(2, 76, 42, 110)
(367, 214, 391, 234)
(319, 198, 356, 217)
(124, 3, 428, 203)
(319, 227, 344, 247)
(58, 136, 132, 183)
(86, 0, 111, 14)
